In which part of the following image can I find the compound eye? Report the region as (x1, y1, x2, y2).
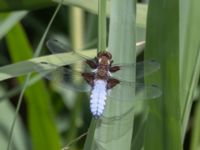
(107, 60, 110, 65)
(98, 58, 102, 63)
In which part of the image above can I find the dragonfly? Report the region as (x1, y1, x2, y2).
(35, 39, 162, 119)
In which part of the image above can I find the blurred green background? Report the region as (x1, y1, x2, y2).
(0, 0, 200, 150)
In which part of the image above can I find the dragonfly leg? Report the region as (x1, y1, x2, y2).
(85, 59, 98, 69)
(109, 66, 120, 73)
(81, 72, 95, 87)
(107, 78, 120, 89)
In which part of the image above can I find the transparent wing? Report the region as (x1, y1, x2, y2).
(46, 39, 160, 79)
(34, 61, 161, 100)
(108, 80, 162, 101)
(46, 39, 73, 53)
(111, 60, 160, 80)
(34, 62, 91, 92)
(34, 61, 161, 139)
(95, 81, 161, 143)
(46, 38, 93, 60)
(95, 102, 149, 143)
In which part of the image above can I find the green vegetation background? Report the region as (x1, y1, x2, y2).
(0, 0, 200, 150)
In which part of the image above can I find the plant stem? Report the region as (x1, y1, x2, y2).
(98, 0, 107, 52)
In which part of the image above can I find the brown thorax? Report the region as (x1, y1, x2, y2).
(96, 51, 112, 79)
(82, 51, 120, 89)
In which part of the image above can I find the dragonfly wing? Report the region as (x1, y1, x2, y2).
(46, 39, 72, 53)
(95, 81, 153, 142)
(95, 81, 161, 142)
(46, 39, 160, 79)
(136, 60, 160, 79)
(107, 79, 162, 102)
(46, 38, 95, 61)
(34, 62, 91, 92)
(111, 60, 160, 80)
(95, 108, 135, 143)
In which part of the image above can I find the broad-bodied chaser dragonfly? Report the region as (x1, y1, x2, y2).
(35, 39, 162, 118)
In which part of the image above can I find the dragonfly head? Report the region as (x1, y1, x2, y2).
(97, 51, 112, 66)
(97, 51, 112, 60)
(98, 57, 111, 66)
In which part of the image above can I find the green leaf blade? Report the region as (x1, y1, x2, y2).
(84, 0, 137, 150)
(6, 23, 61, 150)
(144, 0, 182, 149)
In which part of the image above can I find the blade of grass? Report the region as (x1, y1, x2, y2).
(144, 0, 182, 149)
(98, 0, 107, 52)
(0, 41, 143, 82)
(136, 4, 148, 28)
(0, 11, 28, 40)
(131, 110, 149, 150)
(6, 23, 61, 150)
(0, 74, 44, 102)
(85, 0, 136, 149)
(190, 95, 200, 150)
(85, 14, 98, 47)
(83, 0, 107, 149)
(99, 0, 136, 148)
(180, 0, 200, 138)
(0, 86, 28, 150)
(0, 0, 54, 11)
(83, 120, 97, 150)
(5, 1, 63, 149)
(0, 49, 96, 82)
(54, 0, 147, 28)
(65, 6, 85, 145)
(62, 132, 88, 150)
